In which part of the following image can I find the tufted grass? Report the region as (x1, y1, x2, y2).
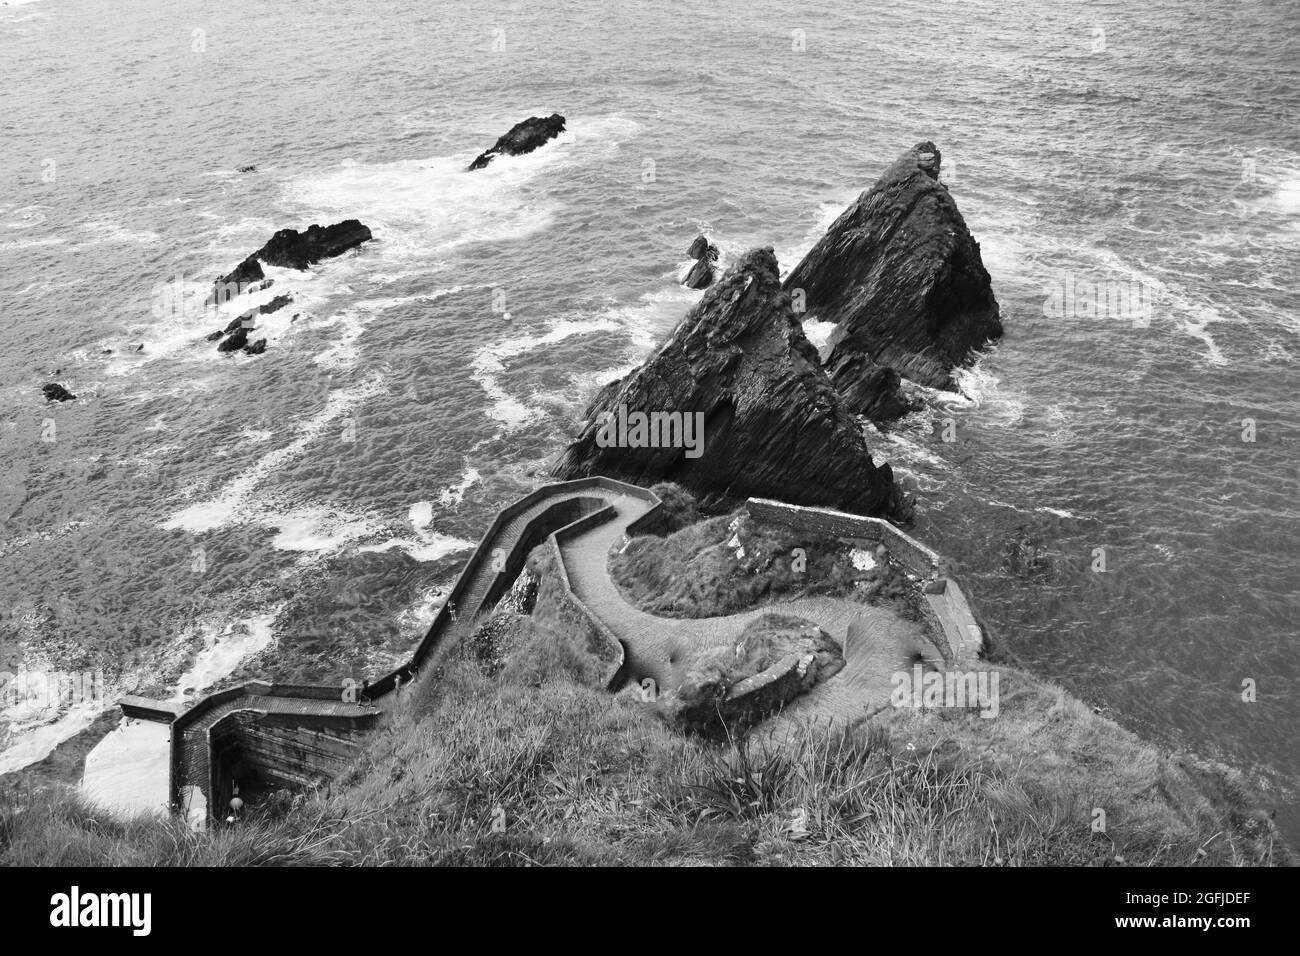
(1, 608, 1284, 867)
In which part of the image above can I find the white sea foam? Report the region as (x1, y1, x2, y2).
(355, 499, 474, 562)
(285, 152, 555, 263)
(947, 362, 1026, 428)
(284, 115, 638, 265)
(160, 375, 385, 533)
(0, 204, 47, 229)
(356, 530, 474, 563)
(270, 507, 378, 553)
(1089, 247, 1231, 365)
(1272, 174, 1300, 216)
(982, 496, 1083, 520)
(310, 288, 461, 369)
(0, 698, 101, 777)
(172, 612, 278, 700)
(802, 318, 838, 352)
(472, 318, 623, 427)
(438, 466, 481, 507)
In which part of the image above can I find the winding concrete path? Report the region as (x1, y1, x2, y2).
(131, 479, 947, 818)
(554, 490, 942, 723)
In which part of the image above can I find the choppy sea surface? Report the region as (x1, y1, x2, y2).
(2, 0, 1298, 837)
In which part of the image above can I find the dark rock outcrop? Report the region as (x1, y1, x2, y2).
(42, 383, 76, 402)
(784, 142, 1001, 391)
(244, 339, 268, 356)
(687, 235, 712, 260)
(258, 293, 293, 315)
(682, 234, 719, 290)
(824, 353, 919, 421)
(208, 224, 368, 307)
(208, 255, 264, 306)
(683, 258, 714, 290)
(468, 114, 566, 171)
(217, 328, 250, 353)
(552, 247, 908, 519)
(253, 221, 372, 270)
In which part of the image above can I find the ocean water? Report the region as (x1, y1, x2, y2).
(2, 0, 1298, 836)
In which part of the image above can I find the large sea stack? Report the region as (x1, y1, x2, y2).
(552, 248, 907, 519)
(468, 114, 566, 170)
(785, 142, 1001, 393)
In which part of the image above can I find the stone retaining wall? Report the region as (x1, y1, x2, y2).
(745, 497, 982, 665)
(746, 498, 942, 577)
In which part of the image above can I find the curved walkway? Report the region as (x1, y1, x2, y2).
(553, 491, 943, 723)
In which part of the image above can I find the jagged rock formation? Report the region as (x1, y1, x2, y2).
(42, 383, 76, 402)
(682, 234, 719, 290)
(468, 114, 566, 170)
(829, 355, 918, 421)
(552, 247, 908, 519)
(208, 222, 369, 307)
(254, 221, 372, 270)
(785, 142, 1001, 393)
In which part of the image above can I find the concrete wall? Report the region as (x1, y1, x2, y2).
(208, 710, 372, 821)
(546, 506, 629, 688)
(744, 497, 982, 666)
(745, 498, 942, 577)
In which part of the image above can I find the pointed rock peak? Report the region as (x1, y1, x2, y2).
(551, 246, 909, 520)
(912, 141, 941, 179)
(784, 142, 999, 392)
(875, 141, 942, 185)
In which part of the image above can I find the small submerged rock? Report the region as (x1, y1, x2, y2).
(217, 327, 250, 353)
(42, 383, 76, 402)
(212, 294, 293, 355)
(467, 113, 566, 171)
